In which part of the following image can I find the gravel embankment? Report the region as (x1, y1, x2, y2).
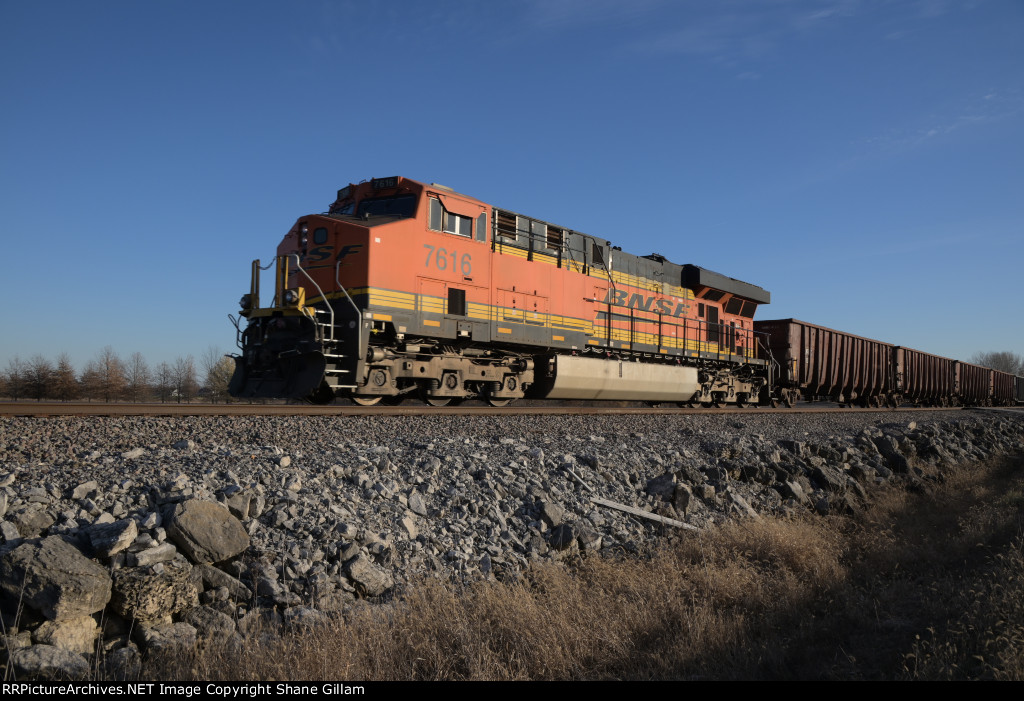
(1, 408, 1022, 679)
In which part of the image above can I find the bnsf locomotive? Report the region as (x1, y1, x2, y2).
(229, 176, 1021, 408)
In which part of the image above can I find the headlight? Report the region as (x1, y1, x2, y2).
(283, 290, 299, 305)
(239, 294, 252, 310)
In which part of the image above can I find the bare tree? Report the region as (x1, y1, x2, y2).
(84, 346, 127, 402)
(79, 361, 101, 402)
(970, 351, 1023, 375)
(201, 346, 235, 403)
(2, 356, 27, 400)
(124, 352, 152, 402)
(172, 355, 198, 403)
(52, 353, 79, 402)
(25, 355, 54, 401)
(154, 362, 174, 403)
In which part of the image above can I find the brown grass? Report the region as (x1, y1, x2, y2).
(144, 454, 1024, 681)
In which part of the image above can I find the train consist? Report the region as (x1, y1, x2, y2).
(754, 319, 1020, 408)
(229, 176, 1022, 408)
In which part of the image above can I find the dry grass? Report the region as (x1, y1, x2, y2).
(145, 454, 1024, 681)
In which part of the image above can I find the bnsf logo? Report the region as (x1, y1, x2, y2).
(601, 289, 690, 317)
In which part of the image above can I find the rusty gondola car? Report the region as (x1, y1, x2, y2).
(955, 361, 992, 407)
(895, 346, 957, 407)
(992, 369, 1016, 406)
(752, 319, 897, 407)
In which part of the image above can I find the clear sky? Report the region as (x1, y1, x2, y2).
(2, 0, 1022, 372)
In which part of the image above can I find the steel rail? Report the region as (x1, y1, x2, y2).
(0, 401, 999, 418)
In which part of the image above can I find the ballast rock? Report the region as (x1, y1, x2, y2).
(166, 499, 250, 564)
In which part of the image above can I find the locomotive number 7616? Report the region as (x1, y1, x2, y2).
(423, 244, 472, 276)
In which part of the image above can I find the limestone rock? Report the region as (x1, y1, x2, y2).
(283, 606, 329, 630)
(102, 643, 141, 681)
(166, 499, 250, 564)
(729, 492, 760, 519)
(87, 518, 138, 558)
(408, 491, 428, 517)
(539, 500, 565, 527)
(549, 523, 577, 551)
(132, 543, 178, 567)
(111, 561, 198, 624)
(71, 481, 99, 500)
(11, 644, 90, 680)
(0, 536, 111, 620)
(135, 622, 197, 655)
(199, 564, 252, 601)
(10, 507, 55, 538)
(182, 605, 238, 646)
(345, 554, 393, 597)
(672, 483, 693, 513)
(32, 615, 100, 655)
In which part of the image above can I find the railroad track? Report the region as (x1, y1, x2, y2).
(0, 401, 1000, 418)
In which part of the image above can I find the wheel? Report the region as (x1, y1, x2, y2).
(381, 395, 405, 406)
(735, 393, 749, 409)
(701, 402, 713, 409)
(423, 396, 452, 407)
(783, 392, 795, 408)
(351, 395, 382, 406)
(486, 396, 512, 407)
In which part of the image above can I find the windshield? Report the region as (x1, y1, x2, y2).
(356, 194, 417, 218)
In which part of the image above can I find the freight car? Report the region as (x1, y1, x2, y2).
(229, 176, 773, 407)
(753, 319, 896, 408)
(752, 319, 1017, 407)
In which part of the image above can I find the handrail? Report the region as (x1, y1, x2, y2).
(756, 334, 779, 398)
(335, 259, 363, 360)
(286, 254, 335, 343)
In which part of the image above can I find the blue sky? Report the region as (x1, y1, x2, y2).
(2, 0, 1022, 372)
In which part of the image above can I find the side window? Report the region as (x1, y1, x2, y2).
(313, 227, 328, 245)
(476, 213, 487, 243)
(429, 198, 443, 231)
(443, 212, 472, 237)
(429, 197, 473, 237)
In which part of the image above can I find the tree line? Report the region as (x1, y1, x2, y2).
(969, 351, 1024, 376)
(1, 346, 236, 403)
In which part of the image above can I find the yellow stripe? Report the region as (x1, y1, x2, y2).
(317, 285, 737, 359)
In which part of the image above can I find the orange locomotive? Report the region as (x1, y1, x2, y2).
(229, 176, 773, 406)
